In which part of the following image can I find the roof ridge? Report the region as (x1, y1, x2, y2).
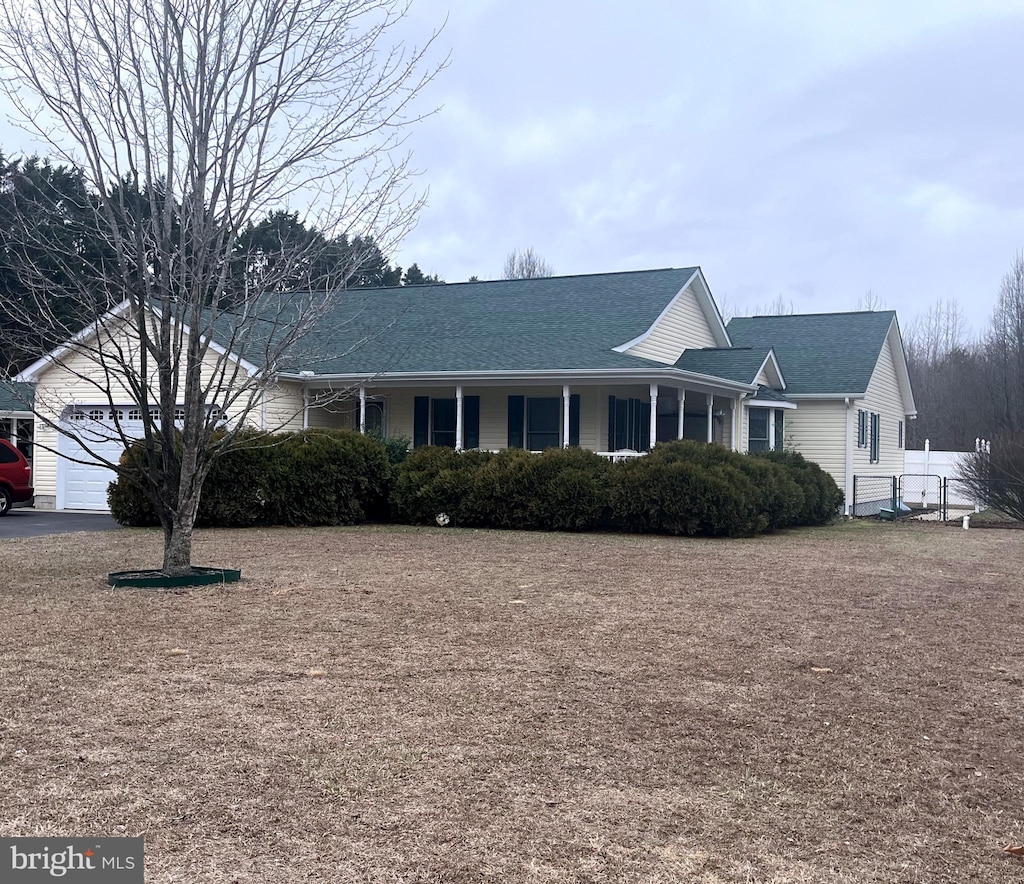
(315, 266, 697, 295)
(731, 309, 896, 321)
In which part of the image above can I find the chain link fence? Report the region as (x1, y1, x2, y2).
(851, 475, 899, 518)
(852, 474, 1024, 522)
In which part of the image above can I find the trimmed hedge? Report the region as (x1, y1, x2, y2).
(109, 432, 843, 537)
(390, 441, 841, 537)
(391, 446, 611, 531)
(752, 448, 845, 526)
(108, 429, 393, 528)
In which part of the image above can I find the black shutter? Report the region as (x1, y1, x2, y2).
(569, 394, 580, 447)
(507, 395, 524, 448)
(607, 396, 616, 450)
(640, 400, 652, 450)
(413, 396, 429, 447)
(464, 396, 480, 449)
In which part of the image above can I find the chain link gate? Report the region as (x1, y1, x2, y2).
(899, 474, 943, 517)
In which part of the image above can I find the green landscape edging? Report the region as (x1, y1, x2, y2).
(107, 567, 242, 588)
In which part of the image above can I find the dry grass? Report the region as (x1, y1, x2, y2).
(1, 520, 1023, 882)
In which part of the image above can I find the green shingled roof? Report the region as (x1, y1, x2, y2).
(674, 347, 774, 384)
(749, 386, 791, 403)
(0, 381, 33, 413)
(727, 311, 896, 395)
(282, 268, 701, 374)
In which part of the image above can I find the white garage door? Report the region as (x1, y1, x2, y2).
(58, 408, 146, 511)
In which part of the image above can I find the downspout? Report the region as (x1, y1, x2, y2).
(844, 397, 854, 517)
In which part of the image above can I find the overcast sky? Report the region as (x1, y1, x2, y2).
(388, 0, 1024, 335)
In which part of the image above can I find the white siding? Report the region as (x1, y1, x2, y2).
(624, 284, 718, 364)
(783, 400, 850, 492)
(30, 315, 261, 502)
(263, 382, 304, 432)
(852, 332, 909, 480)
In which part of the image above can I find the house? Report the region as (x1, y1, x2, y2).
(0, 381, 34, 466)
(14, 267, 915, 514)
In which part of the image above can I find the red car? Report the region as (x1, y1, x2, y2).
(0, 438, 33, 515)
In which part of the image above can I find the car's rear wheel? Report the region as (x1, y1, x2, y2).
(0, 487, 11, 516)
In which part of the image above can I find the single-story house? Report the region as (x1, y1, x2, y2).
(14, 267, 915, 514)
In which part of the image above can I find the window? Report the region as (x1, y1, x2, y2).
(607, 396, 650, 451)
(870, 412, 880, 463)
(898, 420, 904, 449)
(174, 408, 186, 421)
(748, 409, 769, 452)
(128, 409, 142, 420)
(413, 396, 480, 449)
(508, 395, 578, 449)
(351, 400, 387, 436)
(0, 442, 18, 463)
(431, 398, 457, 447)
(748, 408, 785, 453)
(526, 398, 560, 450)
(857, 409, 867, 448)
(88, 408, 105, 421)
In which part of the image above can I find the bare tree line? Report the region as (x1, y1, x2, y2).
(904, 252, 1024, 449)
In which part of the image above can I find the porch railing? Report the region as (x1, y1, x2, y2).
(594, 449, 648, 463)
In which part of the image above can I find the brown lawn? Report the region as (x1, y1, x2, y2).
(1, 520, 1023, 882)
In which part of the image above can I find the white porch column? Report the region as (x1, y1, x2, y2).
(677, 390, 685, 440)
(455, 385, 464, 451)
(844, 398, 854, 516)
(730, 397, 738, 451)
(649, 383, 658, 450)
(562, 384, 571, 447)
(706, 397, 714, 444)
(768, 408, 776, 451)
(302, 389, 309, 429)
(358, 386, 367, 434)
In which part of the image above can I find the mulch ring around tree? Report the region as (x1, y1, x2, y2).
(107, 567, 242, 588)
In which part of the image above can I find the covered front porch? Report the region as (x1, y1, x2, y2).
(303, 377, 756, 454)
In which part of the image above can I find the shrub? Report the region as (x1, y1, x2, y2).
(633, 440, 792, 535)
(752, 449, 844, 525)
(392, 446, 611, 531)
(109, 428, 392, 528)
(107, 442, 160, 526)
(369, 432, 412, 466)
(390, 446, 490, 525)
(463, 447, 611, 531)
(262, 429, 392, 526)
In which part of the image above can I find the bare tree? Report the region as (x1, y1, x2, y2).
(956, 435, 1024, 522)
(987, 251, 1024, 434)
(856, 289, 886, 311)
(751, 294, 795, 316)
(502, 247, 553, 280)
(0, 0, 441, 574)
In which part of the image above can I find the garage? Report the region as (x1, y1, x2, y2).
(57, 407, 147, 511)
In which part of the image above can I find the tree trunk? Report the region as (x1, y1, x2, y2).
(162, 497, 200, 575)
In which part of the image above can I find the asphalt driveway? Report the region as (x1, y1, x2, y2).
(0, 509, 121, 538)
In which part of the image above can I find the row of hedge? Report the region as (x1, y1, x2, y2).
(108, 433, 843, 537)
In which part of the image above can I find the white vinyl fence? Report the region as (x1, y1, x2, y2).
(904, 440, 988, 508)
